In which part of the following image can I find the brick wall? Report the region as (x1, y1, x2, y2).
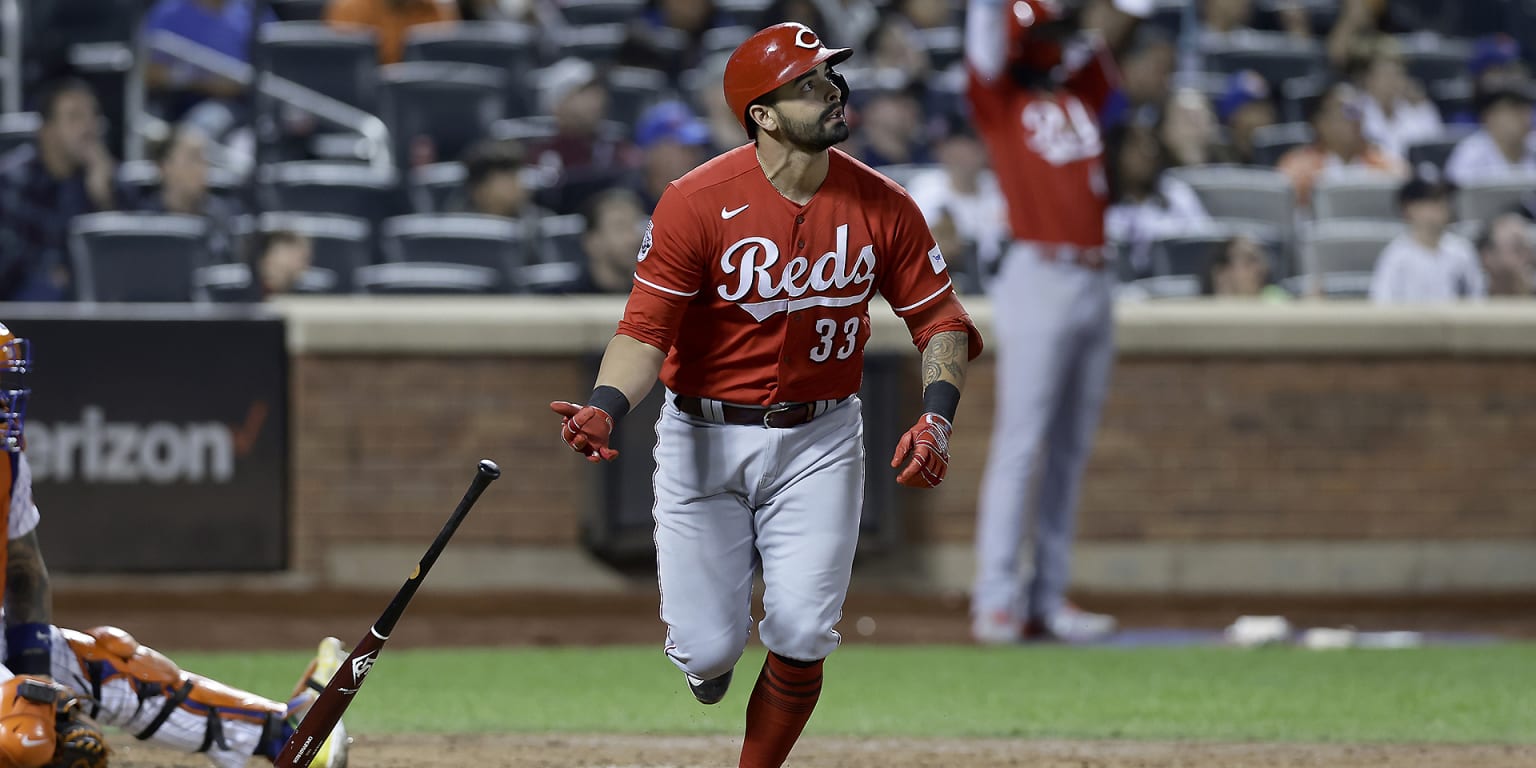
(290, 353, 1536, 577)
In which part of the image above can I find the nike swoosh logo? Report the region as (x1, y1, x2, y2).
(19, 736, 47, 747)
(721, 204, 749, 219)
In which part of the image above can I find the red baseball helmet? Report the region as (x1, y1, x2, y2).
(724, 23, 852, 131)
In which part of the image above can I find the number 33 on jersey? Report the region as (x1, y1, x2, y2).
(617, 146, 973, 406)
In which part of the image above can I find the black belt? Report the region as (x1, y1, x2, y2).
(674, 395, 842, 428)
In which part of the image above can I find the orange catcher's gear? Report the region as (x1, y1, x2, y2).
(0, 676, 63, 768)
(724, 22, 852, 130)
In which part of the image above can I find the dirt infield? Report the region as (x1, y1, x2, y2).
(111, 734, 1536, 768)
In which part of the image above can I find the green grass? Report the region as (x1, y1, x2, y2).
(170, 644, 1536, 744)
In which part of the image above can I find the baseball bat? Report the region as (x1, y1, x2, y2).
(275, 459, 502, 768)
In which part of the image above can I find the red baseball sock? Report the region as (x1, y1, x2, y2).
(739, 653, 824, 768)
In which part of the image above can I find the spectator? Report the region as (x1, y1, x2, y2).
(1200, 0, 1256, 35)
(894, 0, 950, 29)
(1158, 87, 1225, 167)
(1277, 81, 1407, 207)
(1326, 0, 1387, 70)
(249, 229, 314, 298)
(138, 125, 240, 262)
(1216, 69, 1279, 165)
(906, 113, 1008, 273)
(758, 0, 827, 32)
(617, 0, 727, 77)
(1477, 211, 1535, 296)
(863, 15, 932, 85)
(1350, 37, 1442, 159)
(1369, 175, 1485, 303)
(1200, 235, 1288, 300)
(140, 0, 273, 139)
(852, 86, 930, 167)
(1450, 35, 1529, 125)
(570, 188, 646, 294)
(325, 0, 458, 65)
(690, 54, 746, 154)
(451, 138, 547, 220)
(629, 101, 712, 213)
(528, 58, 632, 215)
(1445, 80, 1536, 186)
(1104, 122, 1211, 277)
(807, 0, 879, 50)
(0, 78, 128, 301)
(1099, 25, 1175, 131)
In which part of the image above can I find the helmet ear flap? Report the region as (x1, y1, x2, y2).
(828, 70, 850, 105)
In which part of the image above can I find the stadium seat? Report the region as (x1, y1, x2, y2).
(403, 22, 541, 118)
(258, 162, 401, 222)
(1279, 74, 1328, 124)
(537, 213, 588, 265)
(380, 61, 507, 170)
(256, 212, 373, 293)
(69, 212, 212, 302)
(1248, 121, 1314, 167)
(1406, 129, 1473, 174)
(195, 262, 339, 301)
(1312, 173, 1402, 221)
(381, 214, 527, 291)
(915, 26, 965, 71)
(1396, 35, 1474, 86)
(409, 162, 466, 213)
(1299, 218, 1404, 276)
(0, 113, 38, 156)
(873, 163, 937, 190)
(557, 24, 628, 66)
(606, 67, 670, 128)
(355, 262, 503, 294)
(1454, 174, 1536, 223)
(255, 22, 380, 112)
(1204, 33, 1326, 87)
(1150, 219, 1283, 278)
(702, 26, 753, 56)
(1280, 271, 1374, 299)
(115, 160, 244, 206)
(715, 0, 772, 15)
(560, 0, 645, 26)
(1427, 78, 1474, 122)
(1167, 165, 1296, 233)
(1117, 275, 1203, 301)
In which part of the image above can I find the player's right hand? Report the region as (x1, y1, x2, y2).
(550, 401, 620, 462)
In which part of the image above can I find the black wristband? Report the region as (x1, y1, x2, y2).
(922, 381, 961, 423)
(588, 385, 632, 420)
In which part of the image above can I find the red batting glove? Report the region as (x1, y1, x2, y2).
(891, 413, 952, 488)
(550, 401, 620, 462)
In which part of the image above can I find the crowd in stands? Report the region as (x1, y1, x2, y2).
(1, 0, 1534, 304)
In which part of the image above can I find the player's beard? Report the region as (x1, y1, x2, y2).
(778, 105, 850, 152)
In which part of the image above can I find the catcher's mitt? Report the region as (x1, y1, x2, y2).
(48, 691, 107, 768)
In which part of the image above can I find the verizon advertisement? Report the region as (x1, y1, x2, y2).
(8, 315, 286, 572)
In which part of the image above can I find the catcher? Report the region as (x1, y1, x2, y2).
(0, 322, 350, 768)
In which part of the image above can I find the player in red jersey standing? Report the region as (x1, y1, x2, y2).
(550, 22, 983, 768)
(967, 0, 1149, 644)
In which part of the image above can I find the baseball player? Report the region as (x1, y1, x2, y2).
(551, 23, 983, 768)
(966, 0, 1147, 644)
(0, 323, 350, 768)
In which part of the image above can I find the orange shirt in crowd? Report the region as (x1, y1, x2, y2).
(1276, 143, 1408, 207)
(325, 0, 458, 64)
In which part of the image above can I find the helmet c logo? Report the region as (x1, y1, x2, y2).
(794, 28, 819, 50)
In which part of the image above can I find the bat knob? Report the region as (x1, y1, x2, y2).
(477, 459, 502, 479)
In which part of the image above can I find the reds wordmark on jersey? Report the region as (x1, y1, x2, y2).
(618, 145, 956, 406)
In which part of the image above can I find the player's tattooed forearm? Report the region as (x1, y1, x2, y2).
(6, 530, 51, 624)
(921, 331, 969, 390)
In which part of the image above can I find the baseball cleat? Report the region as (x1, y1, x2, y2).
(685, 669, 733, 705)
(286, 637, 352, 768)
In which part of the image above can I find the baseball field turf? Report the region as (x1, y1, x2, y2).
(106, 642, 1536, 767)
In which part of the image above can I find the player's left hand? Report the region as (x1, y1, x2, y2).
(550, 401, 620, 462)
(891, 413, 951, 488)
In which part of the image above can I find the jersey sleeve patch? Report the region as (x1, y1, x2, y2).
(928, 244, 947, 274)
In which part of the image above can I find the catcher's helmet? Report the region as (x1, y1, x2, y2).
(724, 23, 852, 131)
(0, 323, 29, 454)
(0, 677, 63, 768)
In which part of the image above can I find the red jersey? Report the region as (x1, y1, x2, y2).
(967, 39, 1118, 247)
(617, 145, 958, 406)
